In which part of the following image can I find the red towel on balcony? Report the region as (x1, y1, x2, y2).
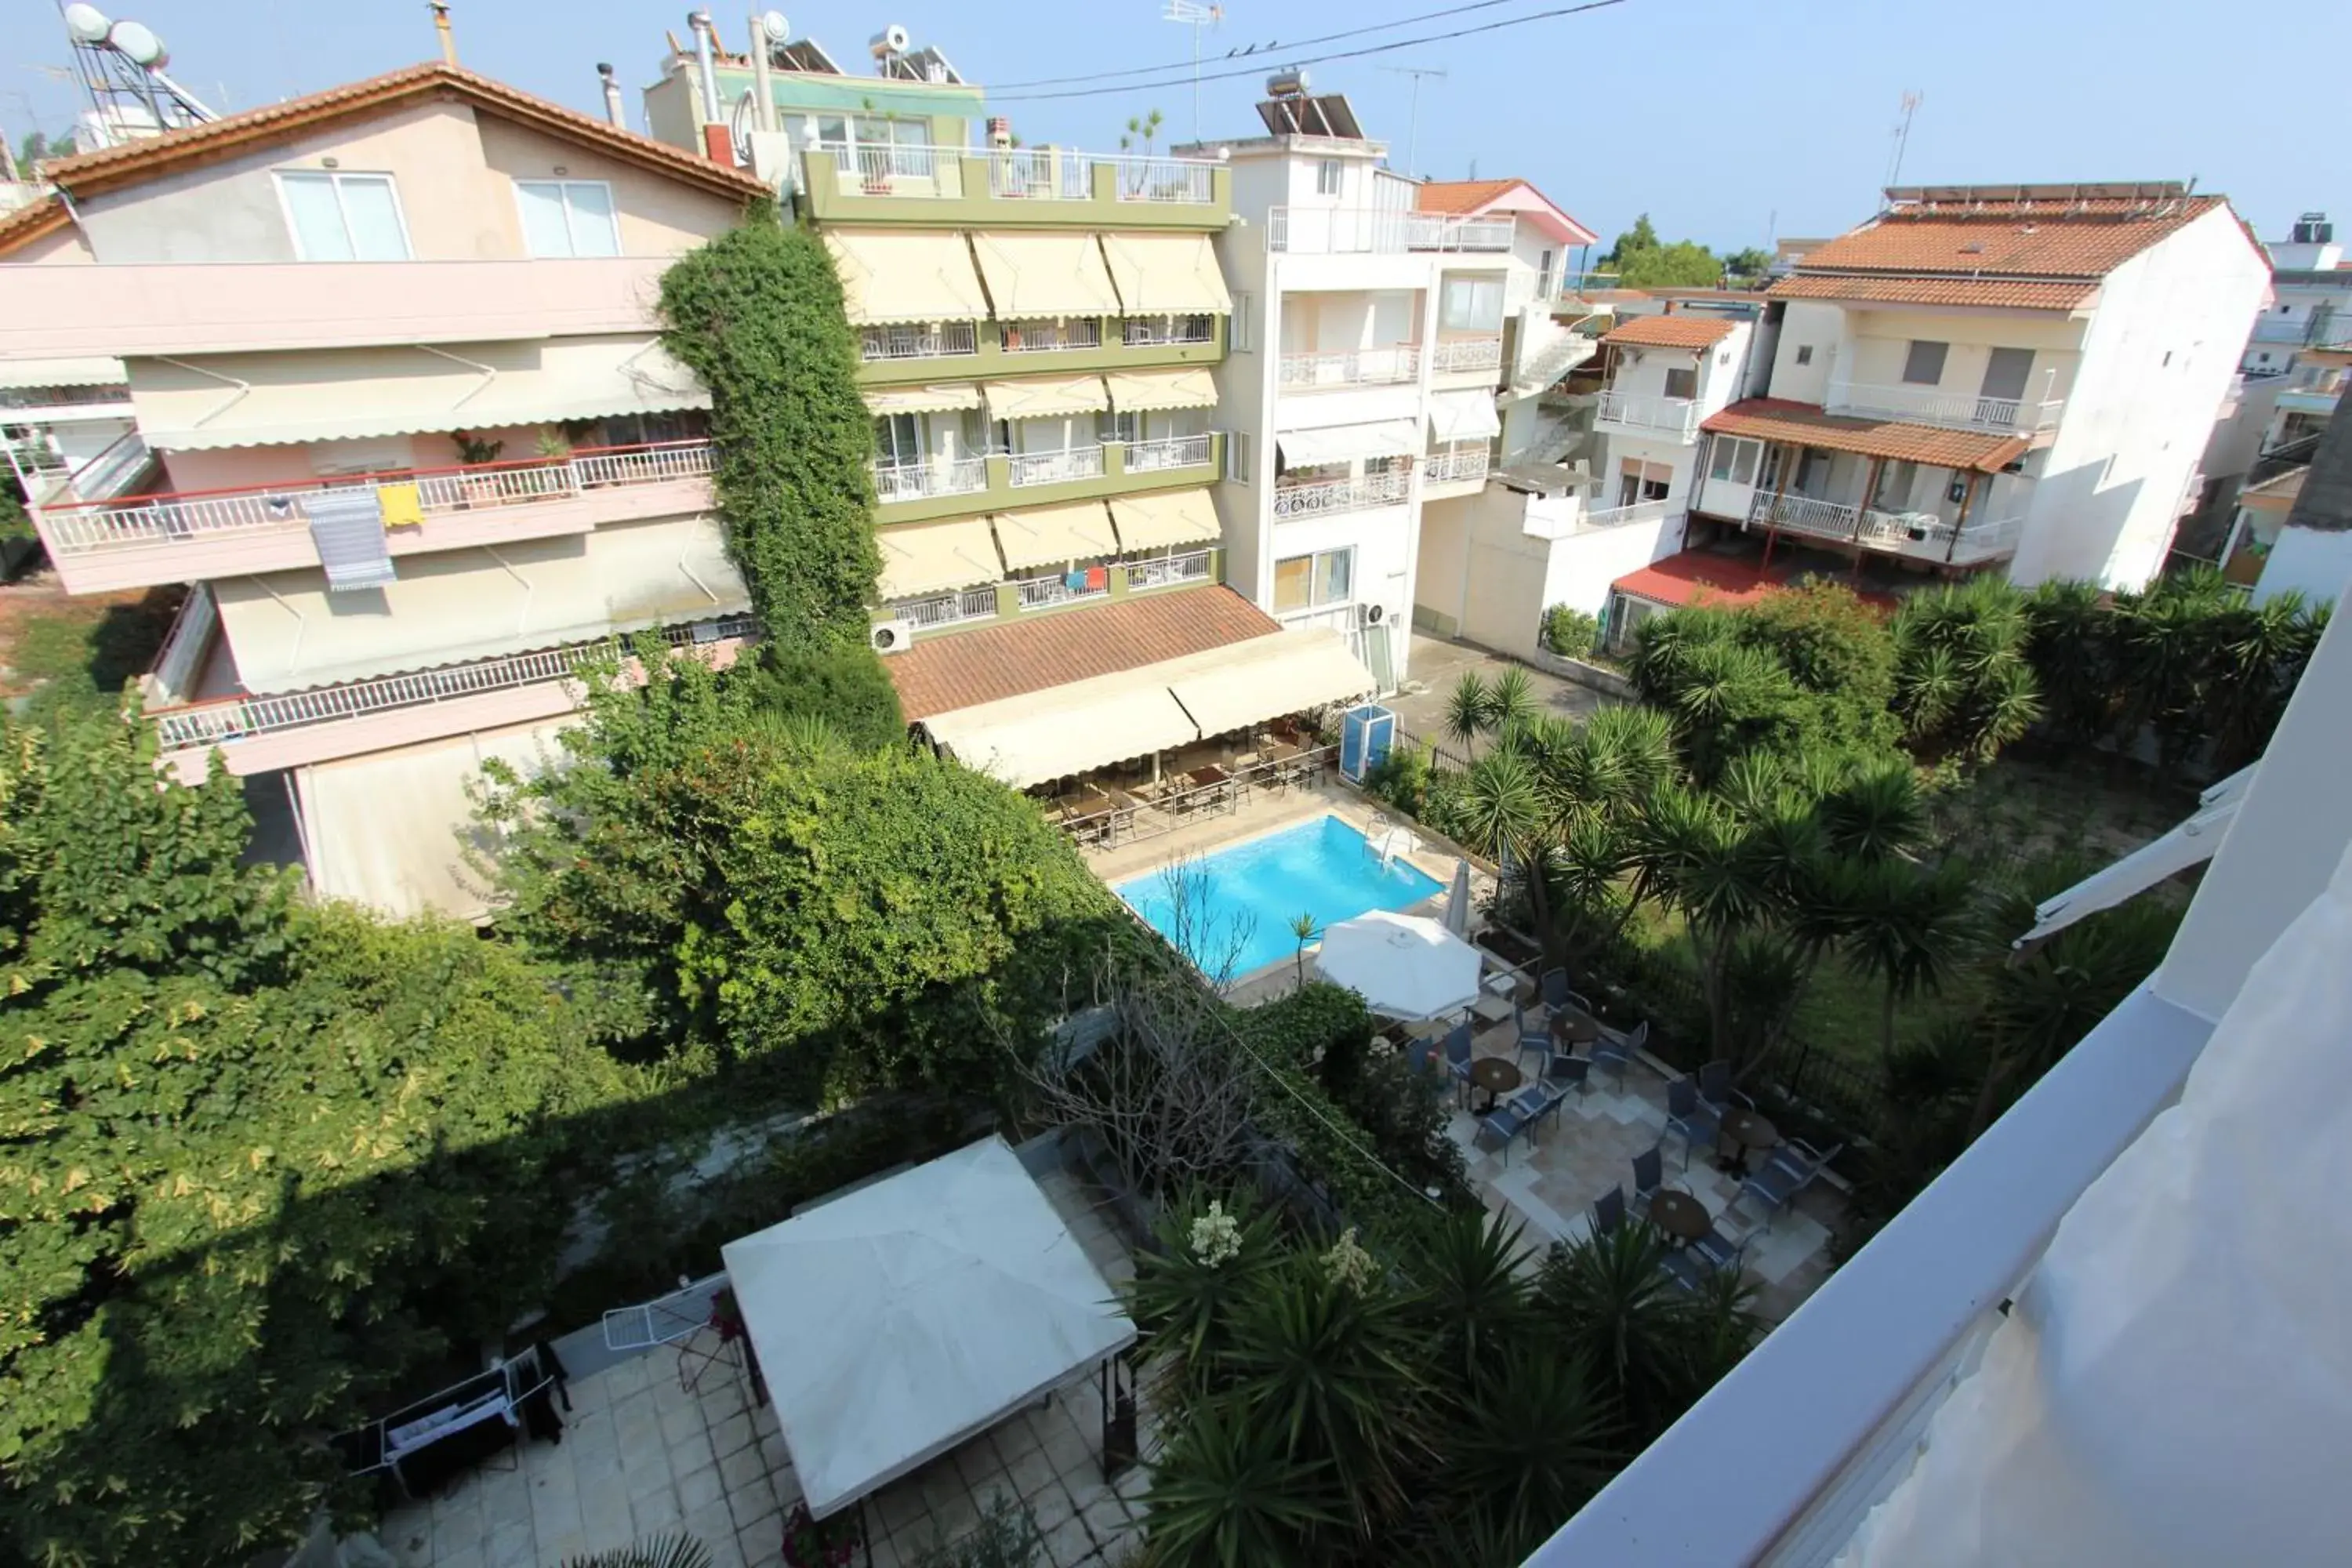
(1084, 565, 1108, 591)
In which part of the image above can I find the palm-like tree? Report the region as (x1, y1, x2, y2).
(560, 1536, 712, 1568)
(1443, 670, 1494, 752)
(1537, 1222, 1698, 1443)
(1288, 912, 1319, 989)
(1816, 762, 1928, 864)
(2023, 578, 2113, 743)
(1488, 665, 1540, 737)
(1141, 1396, 1344, 1568)
(1432, 1348, 1616, 1558)
(1836, 856, 1980, 1070)
(1410, 1209, 1542, 1388)
(1454, 748, 1541, 862)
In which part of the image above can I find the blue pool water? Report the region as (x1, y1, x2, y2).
(1115, 814, 1446, 979)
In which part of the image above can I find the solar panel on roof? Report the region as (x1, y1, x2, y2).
(1254, 93, 1363, 140)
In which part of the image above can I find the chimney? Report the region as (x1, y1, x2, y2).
(429, 0, 458, 66)
(688, 9, 721, 125)
(597, 63, 626, 129)
(746, 11, 777, 134)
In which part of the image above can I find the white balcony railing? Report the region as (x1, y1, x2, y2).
(860, 321, 978, 362)
(1422, 446, 1490, 485)
(1828, 379, 2065, 434)
(870, 455, 989, 503)
(1000, 318, 1103, 354)
(1007, 445, 1105, 488)
(1096, 154, 1216, 204)
(1124, 433, 1213, 473)
(1431, 336, 1504, 376)
(150, 614, 757, 752)
(1748, 491, 2024, 562)
(1271, 467, 1411, 519)
(1123, 315, 1215, 347)
(1265, 206, 1515, 255)
(1581, 497, 1677, 532)
(38, 441, 713, 554)
(825, 141, 960, 196)
(1125, 548, 1214, 590)
(1595, 390, 1701, 439)
(986, 147, 1089, 201)
(1279, 346, 1421, 389)
(898, 585, 1002, 629)
(982, 149, 1219, 204)
(1513, 332, 1599, 393)
(1018, 571, 1110, 610)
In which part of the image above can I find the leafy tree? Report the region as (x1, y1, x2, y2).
(659, 203, 882, 649)
(1722, 245, 1773, 279)
(1891, 576, 2042, 762)
(1599, 213, 1722, 289)
(728, 638, 906, 750)
(1443, 670, 1494, 751)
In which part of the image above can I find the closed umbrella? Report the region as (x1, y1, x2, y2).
(1444, 858, 1474, 936)
(1316, 910, 1483, 1020)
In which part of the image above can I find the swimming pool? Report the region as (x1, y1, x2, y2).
(1114, 814, 1446, 980)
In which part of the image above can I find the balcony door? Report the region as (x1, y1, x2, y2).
(1980, 347, 2035, 412)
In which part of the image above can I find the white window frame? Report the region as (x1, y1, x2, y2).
(512, 178, 622, 258)
(1231, 293, 1255, 352)
(1316, 158, 1343, 197)
(1226, 428, 1253, 485)
(1271, 545, 1354, 612)
(1708, 435, 1762, 486)
(1902, 339, 1951, 387)
(273, 169, 413, 263)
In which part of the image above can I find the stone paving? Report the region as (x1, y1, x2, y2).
(378, 1171, 1146, 1568)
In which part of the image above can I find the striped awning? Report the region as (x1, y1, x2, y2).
(824, 229, 990, 326)
(863, 383, 985, 416)
(1109, 488, 1220, 552)
(1102, 367, 1218, 413)
(982, 374, 1110, 423)
(877, 518, 1003, 601)
(1099, 231, 1233, 315)
(967, 231, 1122, 321)
(992, 500, 1119, 572)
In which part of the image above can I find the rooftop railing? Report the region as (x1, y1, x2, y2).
(1266, 206, 1515, 255)
(1595, 390, 1700, 439)
(1827, 379, 2065, 435)
(1278, 346, 1420, 389)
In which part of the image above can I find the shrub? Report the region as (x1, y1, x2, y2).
(731, 640, 906, 750)
(1541, 604, 1602, 659)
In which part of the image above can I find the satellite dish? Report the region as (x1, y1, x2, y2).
(757, 9, 789, 42)
(109, 20, 168, 67)
(63, 3, 112, 44)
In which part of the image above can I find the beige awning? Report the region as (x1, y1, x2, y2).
(1429, 388, 1502, 444)
(211, 514, 748, 692)
(127, 336, 709, 451)
(1102, 367, 1218, 413)
(924, 671, 1202, 789)
(824, 229, 990, 326)
(968, 231, 1123, 321)
(295, 717, 575, 920)
(863, 383, 984, 416)
(981, 374, 1110, 422)
(1166, 628, 1377, 736)
(1109, 488, 1221, 552)
(0, 355, 124, 391)
(1099, 232, 1234, 315)
(877, 517, 1003, 601)
(993, 501, 1119, 572)
(1277, 420, 1420, 466)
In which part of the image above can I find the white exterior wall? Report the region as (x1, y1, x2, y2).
(1415, 488, 1684, 659)
(2256, 526, 2352, 605)
(2012, 207, 2270, 587)
(1766, 302, 1849, 404)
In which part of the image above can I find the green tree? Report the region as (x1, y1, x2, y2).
(1599, 213, 1722, 289)
(1722, 245, 1773, 279)
(659, 204, 882, 649)
(728, 639, 906, 750)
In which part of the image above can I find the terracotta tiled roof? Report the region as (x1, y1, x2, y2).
(0, 194, 71, 256)
(888, 586, 1280, 720)
(1792, 194, 2231, 281)
(1701, 398, 2031, 472)
(1417, 179, 1519, 215)
(1601, 314, 1740, 350)
(1613, 550, 1899, 612)
(1766, 274, 2098, 310)
(34, 61, 769, 202)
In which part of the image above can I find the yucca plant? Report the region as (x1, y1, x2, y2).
(1454, 748, 1541, 862)
(1127, 1188, 1282, 1402)
(1408, 1209, 1542, 1388)
(1139, 1397, 1344, 1568)
(561, 1535, 713, 1568)
(1443, 670, 1495, 750)
(1488, 665, 1540, 737)
(1537, 1223, 1697, 1443)
(1428, 1347, 1617, 1558)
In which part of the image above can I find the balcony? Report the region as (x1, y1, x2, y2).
(1124, 433, 1214, 474)
(1278, 346, 1421, 390)
(150, 613, 757, 782)
(1123, 547, 1214, 590)
(1431, 336, 1504, 377)
(897, 585, 1003, 630)
(1122, 316, 1216, 348)
(0, 256, 675, 358)
(1000, 318, 1104, 355)
(34, 440, 717, 596)
(800, 147, 1229, 227)
(1007, 445, 1106, 488)
(1265, 207, 1515, 255)
(1017, 570, 1111, 611)
(1272, 466, 1410, 520)
(860, 321, 979, 364)
(1421, 445, 1491, 490)
(886, 548, 1218, 638)
(2252, 316, 2314, 344)
(872, 454, 990, 504)
(1595, 390, 1701, 441)
(1748, 490, 2024, 564)
(1826, 379, 2065, 436)
(870, 433, 1223, 524)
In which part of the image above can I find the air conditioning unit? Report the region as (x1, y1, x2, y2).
(1357, 600, 1394, 630)
(869, 618, 916, 655)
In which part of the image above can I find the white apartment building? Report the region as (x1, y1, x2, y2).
(1178, 89, 1596, 690)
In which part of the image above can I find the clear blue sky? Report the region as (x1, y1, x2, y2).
(4, 0, 2341, 256)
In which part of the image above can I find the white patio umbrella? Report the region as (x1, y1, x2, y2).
(1443, 858, 1474, 936)
(1316, 910, 1483, 1020)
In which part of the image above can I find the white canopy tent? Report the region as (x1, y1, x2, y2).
(721, 1137, 1136, 1520)
(1316, 910, 1483, 1020)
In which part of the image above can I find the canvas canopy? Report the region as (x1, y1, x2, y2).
(1109, 488, 1221, 551)
(1098, 231, 1233, 314)
(824, 229, 990, 325)
(1428, 387, 1503, 443)
(968, 231, 1122, 320)
(992, 500, 1118, 572)
(1102, 367, 1218, 412)
(1163, 627, 1377, 735)
(862, 383, 984, 416)
(1316, 911, 1483, 1019)
(926, 665, 1201, 787)
(982, 374, 1110, 422)
(877, 517, 1003, 601)
(721, 1137, 1136, 1518)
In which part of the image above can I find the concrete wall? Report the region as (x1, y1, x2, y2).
(1766, 301, 1847, 404)
(2256, 526, 2352, 604)
(1414, 487, 1682, 659)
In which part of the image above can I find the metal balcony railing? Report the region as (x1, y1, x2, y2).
(860, 321, 978, 361)
(1124, 433, 1213, 473)
(1007, 445, 1106, 488)
(870, 455, 989, 503)
(1000, 318, 1103, 354)
(1271, 467, 1410, 519)
(38, 440, 713, 553)
(1278, 346, 1420, 389)
(1123, 315, 1215, 347)
(1125, 548, 1213, 589)
(1432, 336, 1504, 375)
(1747, 491, 2024, 562)
(150, 614, 758, 751)
(1595, 390, 1700, 439)
(1017, 572, 1110, 610)
(1265, 206, 1515, 254)
(1422, 447, 1491, 485)
(983, 149, 1218, 204)
(1827, 380, 2066, 434)
(898, 585, 1002, 628)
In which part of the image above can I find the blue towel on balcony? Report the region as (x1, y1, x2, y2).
(1064, 570, 1088, 592)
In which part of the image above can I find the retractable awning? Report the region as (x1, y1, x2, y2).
(127, 336, 709, 451)
(2015, 765, 2253, 949)
(1109, 488, 1220, 552)
(1099, 232, 1233, 315)
(1428, 387, 1503, 443)
(1277, 420, 1420, 466)
(1102, 367, 1218, 413)
(925, 665, 1203, 788)
(1166, 628, 1377, 736)
(862, 383, 983, 416)
(824, 229, 990, 325)
(967, 231, 1122, 321)
(877, 517, 1003, 601)
(992, 500, 1118, 572)
(982, 374, 1109, 422)
(0, 355, 124, 390)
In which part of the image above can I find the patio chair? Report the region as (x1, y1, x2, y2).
(1733, 1138, 1846, 1229)
(1630, 1144, 1675, 1214)
(1697, 1058, 1755, 1116)
(1662, 1223, 1748, 1293)
(1510, 999, 1552, 1075)
(1544, 1051, 1591, 1097)
(1588, 1020, 1642, 1087)
(1511, 1082, 1570, 1142)
(1662, 1076, 1720, 1172)
(1406, 1036, 1436, 1076)
(1443, 1022, 1476, 1109)
(1473, 1098, 1532, 1165)
(1592, 1183, 1627, 1237)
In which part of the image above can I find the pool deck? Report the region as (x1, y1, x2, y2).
(1089, 784, 1496, 1003)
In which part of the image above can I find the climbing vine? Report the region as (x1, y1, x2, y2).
(659, 201, 881, 649)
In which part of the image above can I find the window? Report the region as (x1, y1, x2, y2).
(1536, 247, 1556, 299)
(1708, 436, 1762, 486)
(1226, 429, 1252, 484)
(1902, 339, 1950, 386)
(1663, 366, 1697, 401)
(873, 413, 921, 466)
(1231, 294, 1255, 352)
(1273, 546, 1353, 612)
(1439, 277, 1506, 333)
(1316, 159, 1342, 196)
(1795, 344, 1814, 366)
(276, 171, 409, 261)
(514, 180, 620, 258)
(1098, 410, 1142, 445)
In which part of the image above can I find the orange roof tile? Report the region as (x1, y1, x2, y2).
(1602, 314, 1740, 350)
(888, 587, 1280, 720)
(0, 194, 71, 257)
(1701, 398, 2031, 472)
(1766, 274, 2098, 311)
(1613, 550, 1900, 612)
(1794, 194, 2232, 281)
(1417, 178, 1519, 215)
(36, 61, 769, 203)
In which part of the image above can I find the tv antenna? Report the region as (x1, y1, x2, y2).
(1377, 64, 1446, 179)
(1161, 0, 1222, 140)
(1883, 89, 1922, 193)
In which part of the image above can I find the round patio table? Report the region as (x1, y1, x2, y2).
(1646, 1189, 1710, 1243)
(1550, 1009, 1602, 1047)
(1717, 1109, 1780, 1177)
(1468, 1058, 1522, 1116)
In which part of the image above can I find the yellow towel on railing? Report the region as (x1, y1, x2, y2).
(376, 482, 424, 528)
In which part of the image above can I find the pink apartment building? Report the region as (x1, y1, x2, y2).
(0, 62, 770, 917)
